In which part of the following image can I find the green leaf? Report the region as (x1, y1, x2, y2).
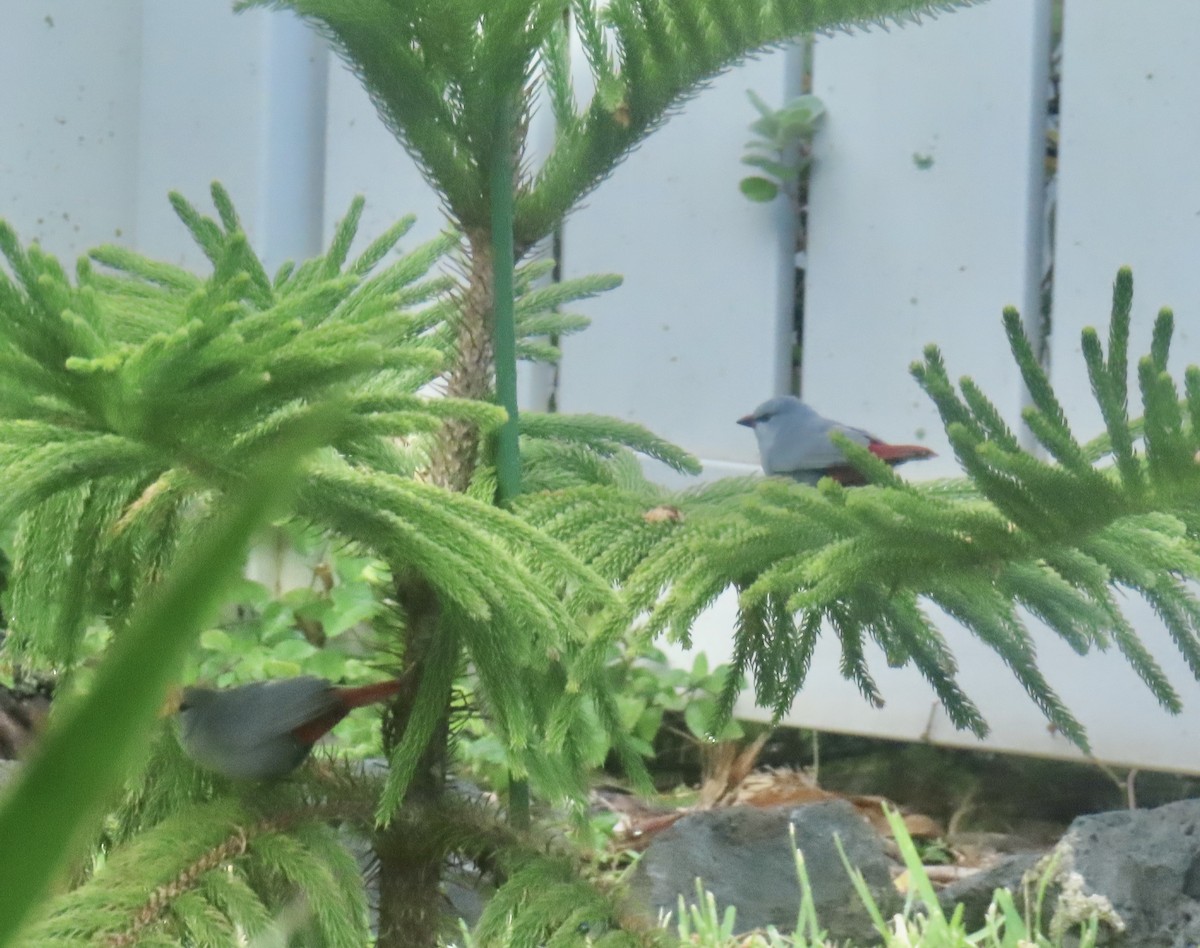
(739, 177, 779, 202)
(198, 628, 233, 652)
(683, 700, 712, 739)
(634, 706, 663, 743)
(268, 638, 318, 662)
(263, 658, 304, 677)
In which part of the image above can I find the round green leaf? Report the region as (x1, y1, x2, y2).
(739, 177, 779, 202)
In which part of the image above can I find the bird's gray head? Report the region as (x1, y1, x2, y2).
(737, 396, 846, 478)
(736, 395, 813, 430)
(176, 686, 216, 734)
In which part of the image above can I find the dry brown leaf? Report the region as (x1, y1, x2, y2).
(733, 767, 833, 808)
(848, 794, 945, 838)
(642, 504, 684, 524)
(900, 812, 945, 839)
(698, 741, 738, 807)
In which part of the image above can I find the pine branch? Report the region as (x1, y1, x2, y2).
(0, 188, 469, 663)
(238, 0, 978, 250)
(22, 797, 373, 947)
(523, 270, 1200, 750)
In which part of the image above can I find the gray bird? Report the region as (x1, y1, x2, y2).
(738, 395, 934, 485)
(176, 676, 401, 780)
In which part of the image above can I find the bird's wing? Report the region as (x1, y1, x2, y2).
(215, 678, 339, 747)
(776, 420, 871, 473)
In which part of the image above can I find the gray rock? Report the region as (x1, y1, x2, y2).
(628, 800, 899, 942)
(939, 799, 1200, 946)
(1062, 797, 1200, 947)
(936, 852, 1041, 929)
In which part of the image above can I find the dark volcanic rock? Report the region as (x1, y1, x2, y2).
(629, 800, 899, 942)
(1061, 797, 1200, 947)
(942, 798, 1200, 946)
(937, 852, 1041, 929)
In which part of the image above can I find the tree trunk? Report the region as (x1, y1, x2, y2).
(375, 237, 494, 946)
(374, 571, 449, 947)
(428, 231, 495, 493)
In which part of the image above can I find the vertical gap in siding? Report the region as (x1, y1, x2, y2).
(259, 11, 329, 274)
(790, 37, 814, 397)
(542, 3, 576, 416)
(546, 225, 564, 414)
(1035, 0, 1064, 371)
(1018, 0, 1058, 450)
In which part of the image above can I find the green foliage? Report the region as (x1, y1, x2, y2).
(0, 186, 677, 808)
(512, 260, 616, 365)
(458, 646, 740, 791)
(0, 186, 688, 942)
(0, 185, 452, 666)
(838, 807, 1120, 947)
(472, 852, 643, 947)
(523, 269, 1200, 752)
(192, 525, 393, 757)
(239, 0, 978, 249)
(19, 796, 370, 947)
(196, 529, 387, 684)
(0, 419, 324, 945)
(0, 0, 1160, 938)
(740, 91, 826, 204)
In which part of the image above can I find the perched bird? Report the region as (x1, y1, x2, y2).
(175, 676, 402, 780)
(738, 395, 934, 485)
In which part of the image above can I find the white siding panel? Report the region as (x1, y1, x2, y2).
(0, 1, 144, 259)
(1, 2, 330, 273)
(1050, 2, 1200, 433)
(258, 11, 329, 272)
(671, 3, 1200, 768)
(322, 62, 447, 251)
(135, 3, 281, 269)
(1041, 0, 1200, 774)
(667, 590, 1200, 772)
(803, 0, 1051, 474)
(558, 49, 800, 467)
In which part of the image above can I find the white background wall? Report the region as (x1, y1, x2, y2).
(3, 0, 1200, 772)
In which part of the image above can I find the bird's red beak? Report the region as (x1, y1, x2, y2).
(737, 414, 757, 428)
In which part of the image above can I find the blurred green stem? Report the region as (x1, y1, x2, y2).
(0, 417, 324, 946)
(489, 92, 529, 830)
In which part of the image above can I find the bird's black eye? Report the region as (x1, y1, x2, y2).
(757, 412, 773, 422)
(178, 701, 190, 712)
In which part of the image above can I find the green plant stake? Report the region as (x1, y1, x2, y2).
(489, 90, 532, 829)
(490, 94, 522, 508)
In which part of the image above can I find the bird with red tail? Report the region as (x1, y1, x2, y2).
(738, 395, 934, 486)
(175, 676, 402, 780)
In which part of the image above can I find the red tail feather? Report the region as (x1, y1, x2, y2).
(335, 678, 403, 709)
(291, 708, 349, 745)
(822, 441, 935, 486)
(290, 679, 402, 745)
(866, 441, 936, 464)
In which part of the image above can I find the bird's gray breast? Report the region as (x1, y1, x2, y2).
(759, 415, 870, 475)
